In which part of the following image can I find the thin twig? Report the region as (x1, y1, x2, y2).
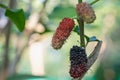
(90, 0, 100, 5)
(87, 41, 102, 68)
(78, 41, 102, 80)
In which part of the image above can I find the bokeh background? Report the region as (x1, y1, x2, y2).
(0, 0, 120, 80)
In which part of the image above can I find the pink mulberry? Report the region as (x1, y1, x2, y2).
(76, 2, 96, 23)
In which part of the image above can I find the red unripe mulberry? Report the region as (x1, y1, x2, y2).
(76, 2, 96, 23)
(52, 18, 75, 49)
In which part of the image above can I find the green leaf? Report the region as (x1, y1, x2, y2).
(0, 3, 8, 9)
(73, 25, 80, 35)
(84, 35, 100, 46)
(85, 35, 99, 43)
(5, 9, 26, 32)
(89, 36, 100, 42)
(89, 36, 97, 41)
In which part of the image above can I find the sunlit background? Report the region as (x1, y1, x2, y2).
(0, 0, 120, 80)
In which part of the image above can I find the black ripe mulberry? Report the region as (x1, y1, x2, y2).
(69, 46, 88, 78)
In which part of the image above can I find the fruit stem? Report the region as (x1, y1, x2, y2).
(77, 18, 85, 48)
(78, 0, 82, 3)
(77, 0, 85, 48)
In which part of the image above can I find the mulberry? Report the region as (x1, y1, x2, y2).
(52, 18, 75, 49)
(69, 46, 88, 78)
(76, 2, 96, 23)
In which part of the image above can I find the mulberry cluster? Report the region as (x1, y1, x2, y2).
(69, 46, 88, 78)
(52, 18, 75, 49)
(76, 2, 96, 23)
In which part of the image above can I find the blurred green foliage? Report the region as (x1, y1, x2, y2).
(48, 6, 76, 19)
(0, 0, 120, 80)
